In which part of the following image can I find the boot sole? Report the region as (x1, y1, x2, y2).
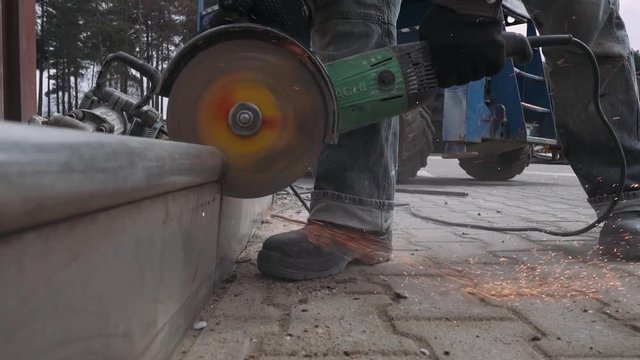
(598, 243, 640, 260)
(257, 250, 351, 281)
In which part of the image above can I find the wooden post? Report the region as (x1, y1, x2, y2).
(0, 0, 37, 122)
(0, 0, 5, 118)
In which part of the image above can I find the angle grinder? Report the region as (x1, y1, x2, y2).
(160, 24, 535, 198)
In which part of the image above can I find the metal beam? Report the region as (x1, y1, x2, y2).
(1, 0, 36, 122)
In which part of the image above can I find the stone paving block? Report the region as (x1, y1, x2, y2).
(394, 319, 544, 360)
(598, 276, 640, 320)
(420, 241, 508, 264)
(266, 275, 386, 306)
(611, 262, 640, 277)
(460, 209, 522, 219)
(490, 249, 580, 265)
(346, 251, 442, 277)
(558, 358, 638, 360)
(393, 229, 431, 251)
(472, 251, 630, 301)
(382, 276, 513, 320)
(204, 275, 282, 335)
(497, 239, 603, 262)
(214, 276, 279, 314)
(532, 218, 599, 229)
(207, 315, 280, 336)
(261, 294, 421, 357)
(262, 357, 428, 360)
(507, 299, 640, 357)
(466, 232, 539, 252)
(182, 332, 251, 360)
(406, 228, 496, 244)
(432, 262, 587, 301)
(393, 209, 451, 229)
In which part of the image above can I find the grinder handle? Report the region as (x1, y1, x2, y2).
(502, 32, 534, 65)
(95, 52, 161, 111)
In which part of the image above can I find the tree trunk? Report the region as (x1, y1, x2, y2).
(67, 61, 73, 111)
(37, 66, 44, 116)
(74, 67, 79, 109)
(54, 62, 60, 114)
(47, 67, 51, 117)
(60, 61, 66, 114)
(145, 18, 151, 103)
(154, 45, 160, 109)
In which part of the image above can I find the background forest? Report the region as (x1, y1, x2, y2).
(35, 1, 640, 119)
(35, 0, 198, 117)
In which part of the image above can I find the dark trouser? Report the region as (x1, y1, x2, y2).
(520, 0, 640, 214)
(307, 0, 402, 233)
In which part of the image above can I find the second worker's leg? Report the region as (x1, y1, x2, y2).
(522, 0, 640, 258)
(257, 0, 403, 280)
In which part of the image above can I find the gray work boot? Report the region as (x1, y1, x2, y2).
(257, 221, 392, 280)
(599, 212, 640, 260)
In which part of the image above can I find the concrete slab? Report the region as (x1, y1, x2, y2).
(261, 294, 422, 357)
(394, 320, 544, 360)
(507, 299, 640, 357)
(382, 276, 513, 320)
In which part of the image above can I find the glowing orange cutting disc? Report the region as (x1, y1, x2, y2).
(166, 25, 337, 198)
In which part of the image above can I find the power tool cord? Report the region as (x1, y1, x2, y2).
(290, 36, 627, 238)
(289, 185, 310, 212)
(404, 36, 627, 237)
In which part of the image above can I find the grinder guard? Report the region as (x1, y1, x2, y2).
(164, 24, 338, 198)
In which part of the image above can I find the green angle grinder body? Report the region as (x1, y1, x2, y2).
(162, 24, 440, 198)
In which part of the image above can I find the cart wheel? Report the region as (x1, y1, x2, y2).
(459, 145, 532, 181)
(397, 106, 435, 183)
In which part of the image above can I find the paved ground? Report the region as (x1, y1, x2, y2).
(173, 158, 640, 360)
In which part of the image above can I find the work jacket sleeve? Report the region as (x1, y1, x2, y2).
(432, 0, 502, 18)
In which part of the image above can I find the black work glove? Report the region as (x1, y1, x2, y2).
(204, 0, 254, 29)
(419, 5, 506, 88)
(204, 0, 311, 38)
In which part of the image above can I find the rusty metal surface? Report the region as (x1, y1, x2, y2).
(1, 0, 36, 121)
(0, 122, 224, 235)
(0, 183, 221, 360)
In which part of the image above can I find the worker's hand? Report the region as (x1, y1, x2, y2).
(419, 4, 506, 88)
(204, 0, 254, 29)
(206, 10, 249, 28)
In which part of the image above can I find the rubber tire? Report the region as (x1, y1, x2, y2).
(459, 145, 532, 181)
(397, 107, 435, 183)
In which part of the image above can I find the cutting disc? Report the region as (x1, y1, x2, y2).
(167, 25, 336, 198)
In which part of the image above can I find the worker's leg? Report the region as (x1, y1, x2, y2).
(257, 0, 402, 280)
(308, 1, 400, 233)
(522, 0, 640, 258)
